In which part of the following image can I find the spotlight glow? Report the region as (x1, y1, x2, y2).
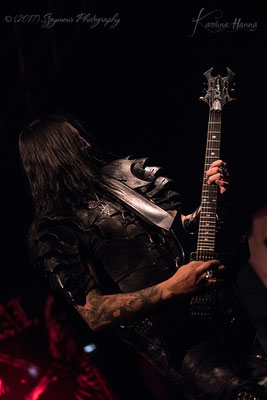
(28, 366, 39, 377)
(83, 343, 97, 353)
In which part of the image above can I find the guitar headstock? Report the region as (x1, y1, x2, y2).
(200, 67, 235, 111)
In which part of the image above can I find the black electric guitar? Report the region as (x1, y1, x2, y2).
(190, 67, 234, 265)
(189, 68, 257, 366)
(189, 67, 235, 318)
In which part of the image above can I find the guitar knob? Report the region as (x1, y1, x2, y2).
(230, 89, 235, 92)
(199, 96, 204, 101)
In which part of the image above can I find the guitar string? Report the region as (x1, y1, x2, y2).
(197, 111, 221, 261)
(200, 111, 220, 259)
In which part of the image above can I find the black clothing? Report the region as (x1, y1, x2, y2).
(35, 159, 267, 399)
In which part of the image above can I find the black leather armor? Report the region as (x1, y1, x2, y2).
(35, 157, 267, 400)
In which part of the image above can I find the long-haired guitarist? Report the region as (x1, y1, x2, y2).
(19, 97, 266, 398)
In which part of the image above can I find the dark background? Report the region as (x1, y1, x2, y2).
(0, 1, 266, 399)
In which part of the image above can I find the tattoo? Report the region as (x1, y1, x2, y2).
(182, 206, 201, 234)
(76, 285, 163, 331)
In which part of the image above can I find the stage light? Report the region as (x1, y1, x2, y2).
(28, 366, 39, 377)
(83, 343, 97, 353)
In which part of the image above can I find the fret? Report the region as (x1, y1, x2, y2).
(197, 248, 215, 251)
(199, 228, 216, 231)
(197, 249, 215, 252)
(197, 244, 216, 248)
(199, 224, 216, 227)
(198, 238, 216, 240)
(199, 224, 216, 228)
(197, 239, 216, 242)
(197, 248, 215, 250)
(197, 247, 215, 250)
(198, 243, 216, 246)
(197, 244, 215, 246)
(198, 228, 216, 232)
(206, 148, 220, 151)
(198, 234, 216, 238)
(198, 238, 216, 242)
(198, 239, 216, 242)
(195, 108, 222, 256)
(198, 236, 216, 239)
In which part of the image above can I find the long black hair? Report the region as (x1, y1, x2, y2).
(19, 114, 109, 243)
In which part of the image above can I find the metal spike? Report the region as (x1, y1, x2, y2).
(203, 67, 213, 80)
(134, 157, 149, 168)
(226, 67, 235, 82)
(143, 166, 162, 181)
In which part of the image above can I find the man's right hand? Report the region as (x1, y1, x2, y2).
(76, 259, 225, 331)
(162, 260, 225, 299)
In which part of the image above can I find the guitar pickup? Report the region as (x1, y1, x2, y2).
(190, 252, 219, 261)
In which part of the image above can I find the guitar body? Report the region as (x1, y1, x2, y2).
(188, 68, 257, 367)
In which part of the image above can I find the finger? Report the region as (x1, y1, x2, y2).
(215, 179, 229, 194)
(206, 278, 224, 286)
(208, 265, 226, 277)
(198, 273, 224, 285)
(215, 179, 229, 187)
(214, 265, 226, 277)
(206, 167, 220, 177)
(196, 259, 220, 274)
(207, 173, 222, 184)
(210, 160, 225, 168)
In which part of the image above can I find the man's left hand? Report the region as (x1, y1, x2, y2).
(206, 159, 229, 194)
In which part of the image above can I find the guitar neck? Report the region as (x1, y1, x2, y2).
(196, 110, 222, 259)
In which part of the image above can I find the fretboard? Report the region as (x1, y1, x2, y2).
(196, 110, 222, 260)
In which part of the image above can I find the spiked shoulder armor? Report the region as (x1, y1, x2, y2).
(101, 156, 181, 209)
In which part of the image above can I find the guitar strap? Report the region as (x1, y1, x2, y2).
(100, 175, 175, 231)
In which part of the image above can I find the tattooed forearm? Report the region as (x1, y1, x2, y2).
(75, 284, 165, 331)
(182, 206, 201, 234)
